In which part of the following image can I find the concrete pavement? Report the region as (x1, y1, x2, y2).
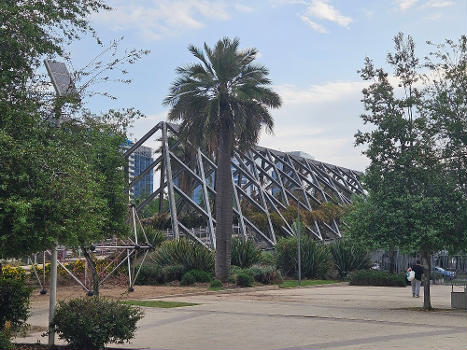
(18, 284, 466, 349)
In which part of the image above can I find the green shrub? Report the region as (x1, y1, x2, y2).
(231, 238, 261, 268)
(329, 239, 371, 279)
(0, 277, 32, 330)
(230, 265, 243, 275)
(259, 251, 275, 266)
(154, 239, 214, 272)
(161, 265, 185, 282)
(52, 297, 144, 350)
(275, 236, 331, 279)
(141, 226, 166, 248)
(0, 329, 12, 350)
(236, 272, 254, 287)
(180, 272, 196, 286)
(136, 265, 163, 285)
(189, 269, 212, 283)
(247, 265, 283, 284)
(349, 270, 406, 287)
(210, 279, 223, 288)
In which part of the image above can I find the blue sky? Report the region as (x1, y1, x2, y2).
(68, 0, 466, 171)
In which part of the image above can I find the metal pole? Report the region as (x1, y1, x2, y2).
(297, 202, 302, 286)
(48, 248, 58, 347)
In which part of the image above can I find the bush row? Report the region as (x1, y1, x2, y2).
(349, 270, 406, 287)
(139, 236, 374, 284)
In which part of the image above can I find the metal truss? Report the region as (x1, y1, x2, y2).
(30, 204, 153, 294)
(125, 121, 364, 250)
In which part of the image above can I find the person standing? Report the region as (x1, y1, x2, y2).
(407, 260, 424, 298)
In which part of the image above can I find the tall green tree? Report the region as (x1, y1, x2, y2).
(164, 37, 281, 281)
(0, 0, 145, 283)
(345, 33, 466, 310)
(0, 0, 109, 257)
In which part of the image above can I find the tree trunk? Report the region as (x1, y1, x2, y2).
(389, 249, 396, 274)
(215, 126, 233, 282)
(82, 246, 99, 297)
(421, 251, 432, 310)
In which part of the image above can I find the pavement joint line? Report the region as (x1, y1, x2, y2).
(173, 308, 466, 331)
(147, 282, 348, 299)
(276, 328, 464, 350)
(257, 300, 467, 316)
(138, 312, 206, 329)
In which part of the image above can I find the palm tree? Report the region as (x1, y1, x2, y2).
(164, 37, 281, 281)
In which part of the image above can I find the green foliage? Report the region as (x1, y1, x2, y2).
(247, 265, 283, 284)
(139, 226, 166, 248)
(0, 0, 148, 264)
(348, 34, 467, 308)
(161, 265, 185, 283)
(164, 37, 281, 281)
(0, 328, 12, 350)
(0, 0, 119, 258)
(349, 270, 406, 287)
(259, 251, 275, 266)
(136, 265, 163, 285)
(154, 239, 214, 273)
(231, 238, 261, 268)
(236, 272, 254, 287)
(329, 240, 371, 279)
(181, 269, 212, 285)
(210, 279, 223, 289)
(136, 264, 187, 285)
(229, 265, 243, 274)
(180, 271, 196, 286)
(189, 269, 212, 283)
(279, 280, 338, 288)
(0, 277, 32, 330)
(275, 236, 331, 279)
(52, 297, 144, 350)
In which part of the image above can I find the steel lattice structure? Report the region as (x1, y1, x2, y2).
(125, 121, 364, 250)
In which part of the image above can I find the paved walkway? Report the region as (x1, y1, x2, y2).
(18, 284, 466, 349)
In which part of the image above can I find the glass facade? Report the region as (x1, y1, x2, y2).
(125, 142, 154, 199)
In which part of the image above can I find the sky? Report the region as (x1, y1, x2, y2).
(67, 0, 466, 171)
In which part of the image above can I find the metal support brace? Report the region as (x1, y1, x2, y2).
(197, 149, 216, 248)
(162, 123, 180, 239)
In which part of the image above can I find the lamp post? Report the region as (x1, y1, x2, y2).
(44, 59, 79, 347)
(297, 200, 302, 286)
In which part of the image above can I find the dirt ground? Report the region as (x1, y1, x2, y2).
(30, 284, 209, 308)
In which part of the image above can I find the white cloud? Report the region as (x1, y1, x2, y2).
(422, 0, 454, 8)
(274, 80, 367, 105)
(296, 0, 352, 33)
(299, 15, 328, 33)
(234, 3, 254, 12)
(94, 0, 240, 40)
(304, 0, 352, 27)
(258, 80, 370, 170)
(394, 0, 419, 11)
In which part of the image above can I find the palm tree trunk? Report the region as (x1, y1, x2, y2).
(215, 126, 233, 282)
(422, 250, 432, 310)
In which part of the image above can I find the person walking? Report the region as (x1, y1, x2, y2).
(407, 260, 424, 298)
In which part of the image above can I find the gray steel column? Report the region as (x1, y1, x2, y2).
(162, 122, 180, 239)
(232, 172, 248, 240)
(197, 149, 216, 248)
(246, 151, 276, 244)
(265, 149, 289, 206)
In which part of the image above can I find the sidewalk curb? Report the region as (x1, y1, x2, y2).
(142, 282, 348, 300)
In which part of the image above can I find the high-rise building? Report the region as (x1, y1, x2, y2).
(124, 141, 154, 199)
